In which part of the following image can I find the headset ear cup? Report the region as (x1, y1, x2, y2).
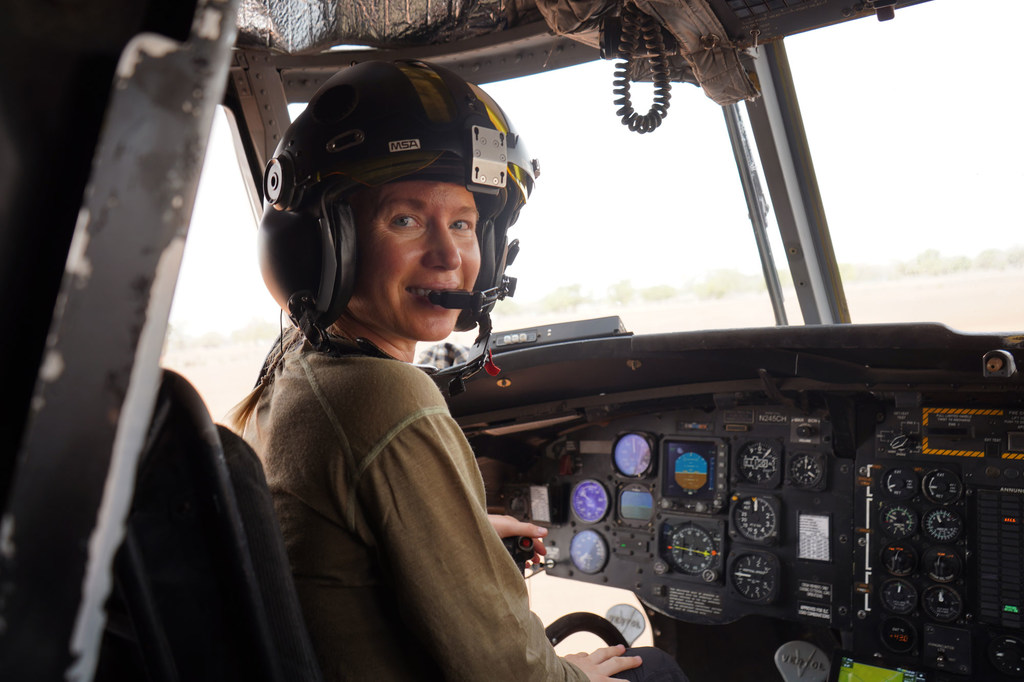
(258, 204, 325, 316)
(315, 200, 358, 327)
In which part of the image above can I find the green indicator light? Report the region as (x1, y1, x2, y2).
(1004, 605, 1020, 614)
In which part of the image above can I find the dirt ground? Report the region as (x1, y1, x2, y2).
(164, 270, 1024, 421)
(160, 270, 1023, 649)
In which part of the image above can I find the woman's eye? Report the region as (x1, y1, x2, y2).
(451, 220, 473, 231)
(391, 215, 416, 228)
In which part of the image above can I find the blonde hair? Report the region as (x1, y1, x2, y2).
(224, 326, 305, 433)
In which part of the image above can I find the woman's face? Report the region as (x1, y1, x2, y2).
(339, 180, 481, 361)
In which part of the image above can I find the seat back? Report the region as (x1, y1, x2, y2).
(96, 369, 323, 681)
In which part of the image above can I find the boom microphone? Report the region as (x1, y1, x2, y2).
(427, 277, 516, 314)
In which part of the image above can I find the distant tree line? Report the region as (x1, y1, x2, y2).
(167, 246, 1024, 343)
(520, 246, 1024, 314)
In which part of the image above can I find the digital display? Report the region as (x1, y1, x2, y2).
(833, 655, 929, 682)
(663, 440, 716, 499)
(619, 487, 654, 521)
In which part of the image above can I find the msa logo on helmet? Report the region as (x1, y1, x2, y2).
(388, 139, 421, 152)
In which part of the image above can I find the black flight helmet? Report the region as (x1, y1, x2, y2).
(258, 59, 536, 342)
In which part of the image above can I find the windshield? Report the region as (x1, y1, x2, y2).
(165, 0, 1024, 419)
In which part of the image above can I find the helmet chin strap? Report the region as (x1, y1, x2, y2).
(431, 311, 495, 397)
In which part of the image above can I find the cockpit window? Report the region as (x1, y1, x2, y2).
(785, 0, 1024, 331)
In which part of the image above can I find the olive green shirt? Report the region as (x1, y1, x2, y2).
(242, 340, 586, 682)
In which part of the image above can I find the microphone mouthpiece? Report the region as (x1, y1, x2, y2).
(427, 290, 481, 311)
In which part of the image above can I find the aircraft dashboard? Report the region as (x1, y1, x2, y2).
(449, 322, 1024, 681)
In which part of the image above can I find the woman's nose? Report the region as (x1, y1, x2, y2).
(425, 226, 462, 270)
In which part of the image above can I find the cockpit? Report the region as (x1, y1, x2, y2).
(2, 0, 1023, 680)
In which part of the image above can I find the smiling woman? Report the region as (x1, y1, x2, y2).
(336, 181, 482, 361)
(213, 58, 687, 682)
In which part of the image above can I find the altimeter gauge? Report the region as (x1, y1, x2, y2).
(728, 551, 780, 603)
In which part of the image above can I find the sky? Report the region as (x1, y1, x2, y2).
(169, 0, 1024, 337)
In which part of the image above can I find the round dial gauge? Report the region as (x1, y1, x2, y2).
(569, 529, 608, 574)
(880, 504, 917, 539)
(881, 467, 919, 500)
(570, 479, 609, 523)
(613, 433, 653, 477)
(731, 495, 780, 543)
(881, 543, 917, 576)
(880, 617, 917, 653)
(922, 547, 962, 583)
(922, 507, 963, 543)
(879, 579, 918, 615)
(922, 584, 963, 623)
(989, 635, 1024, 677)
(729, 552, 779, 603)
(788, 452, 825, 488)
(666, 524, 718, 575)
(737, 440, 781, 485)
(922, 469, 962, 504)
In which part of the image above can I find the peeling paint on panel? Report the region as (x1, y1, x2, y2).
(197, 8, 223, 40)
(39, 350, 65, 383)
(115, 34, 179, 80)
(66, 234, 187, 682)
(65, 209, 92, 281)
(1, 515, 15, 559)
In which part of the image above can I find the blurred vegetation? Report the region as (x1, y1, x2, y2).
(519, 246, 1024, 314)
(168, 247, 1024, 346)
(165, 316, 280, 352)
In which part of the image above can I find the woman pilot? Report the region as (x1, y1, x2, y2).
(229, 59, 687, 682)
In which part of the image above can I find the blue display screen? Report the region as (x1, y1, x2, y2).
(620, 488, 654, 520)
(663, 440, 716, 499)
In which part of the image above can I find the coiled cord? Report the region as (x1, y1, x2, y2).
(613, 2, 672, 134)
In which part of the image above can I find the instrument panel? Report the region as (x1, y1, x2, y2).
(450, 324, 1024, 680)
(518, 404, 856, 630)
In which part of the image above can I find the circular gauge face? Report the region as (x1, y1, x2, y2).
(881, 543, 917, 576)
(879, 578, 918, 615)
(731, 496, 780, 543)
(922, 507, 963, 543)
(989, 635, 1024, 677)
(922, 469, 962, 504)
(666, 524, 717, 575)
(880, 617, 917, 653)
(880, 504, 917, 539)
(613, 433, 653, 477)
(922, 585, 963, 623)
(881, 467, 919, 500)
(570, 529, 609, 574)
(922, 547, 962, 583)
(788, 452, 824, 488)
(729, 552, 779, 603)
(737, 441, 781, 485)
(570, 479, 609, 523)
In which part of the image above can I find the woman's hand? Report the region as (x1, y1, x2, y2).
(487, 514, 548, 567)
(564, 644, 643, 681)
